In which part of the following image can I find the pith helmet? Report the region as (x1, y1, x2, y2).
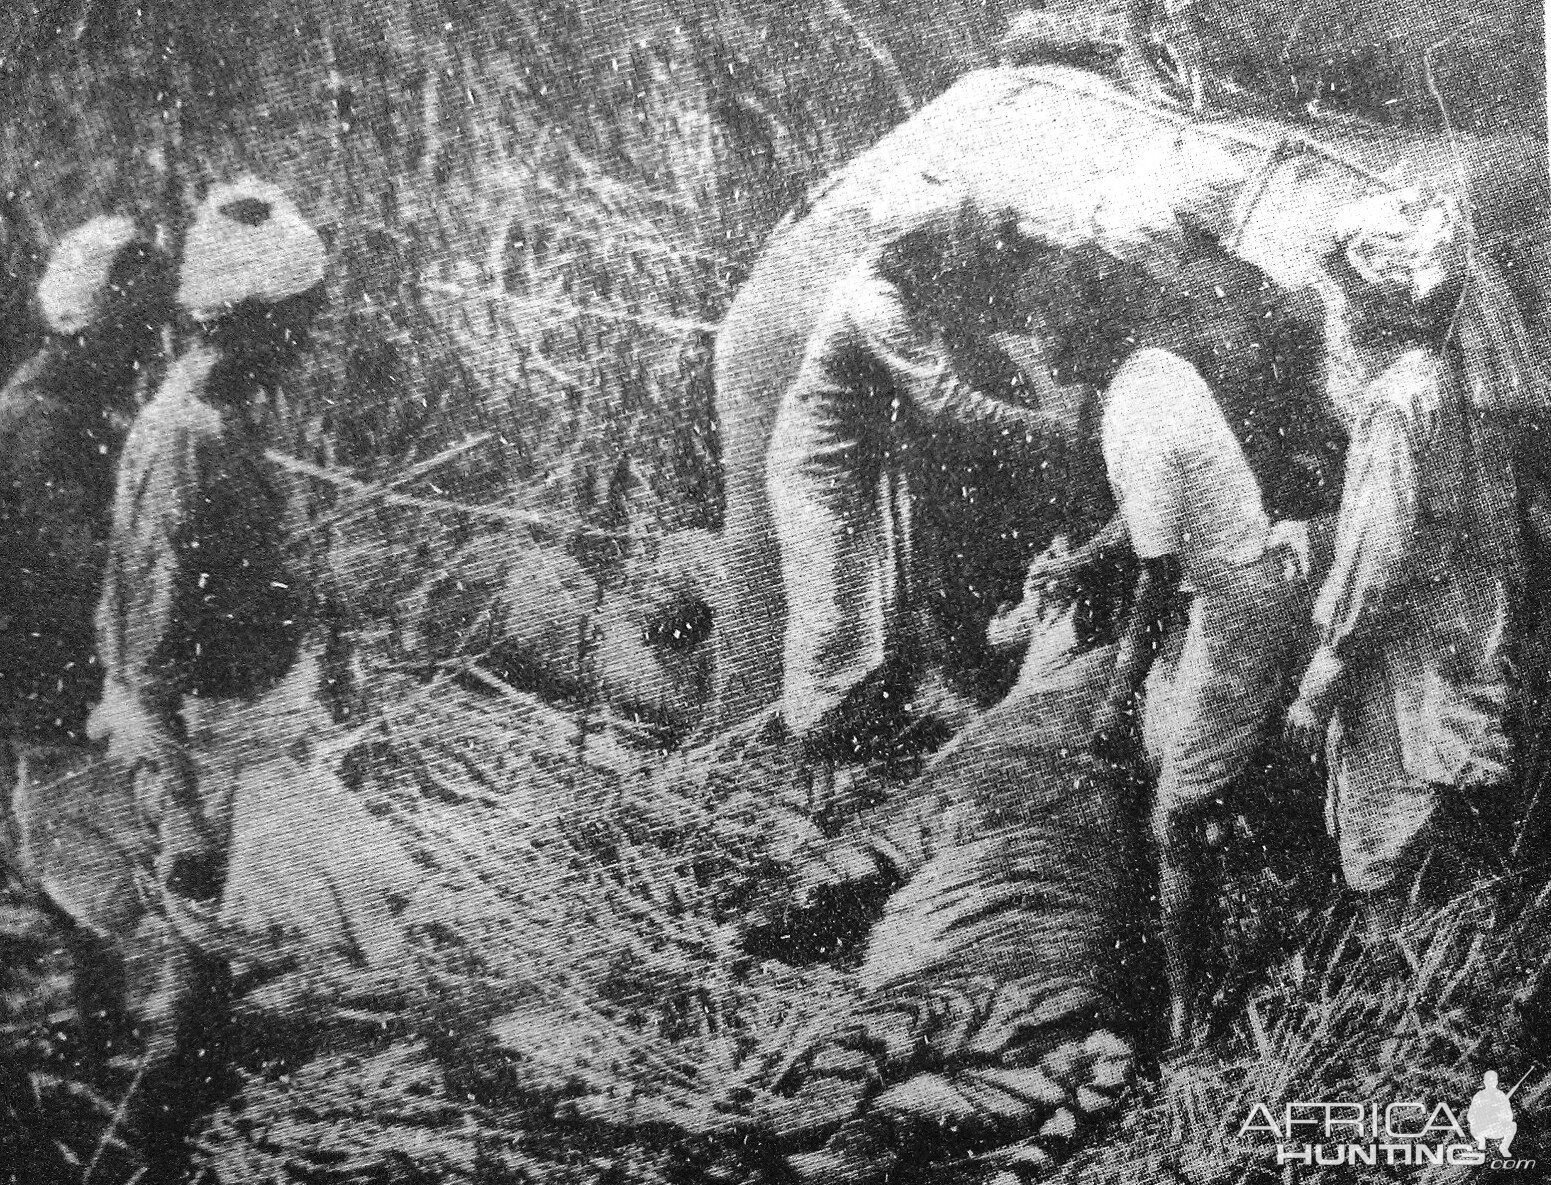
(178, 177, 325, 322)
(38, 214, 140, 334)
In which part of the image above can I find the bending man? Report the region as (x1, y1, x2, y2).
(769, 203, 1060, 771)
(1043, 249, 1322, 1047)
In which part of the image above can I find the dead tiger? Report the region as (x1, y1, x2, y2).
(751, 611, 1149, 1182)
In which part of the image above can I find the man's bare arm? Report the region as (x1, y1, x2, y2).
(1032, 514, 1131, 586)
(922, 372, 1062, 440)
(1093, 555, 1180, 753)
(987, 516, 1134, 653)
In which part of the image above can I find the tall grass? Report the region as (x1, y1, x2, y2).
(0, 2, 1546, 1182)
(1053, 872, 1551, 1185)
(2, 1, 1538, 667)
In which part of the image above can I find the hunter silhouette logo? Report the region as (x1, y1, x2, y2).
(1467, 1071, 1518, 1157)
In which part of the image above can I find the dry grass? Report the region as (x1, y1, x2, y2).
(169, 668, 1551, 1185)
(7, 625, 1550, 1184)
(168, 671, 867, 1183)
(1, 1, 1546, 1182)
(1055, 873, 1551, 1185)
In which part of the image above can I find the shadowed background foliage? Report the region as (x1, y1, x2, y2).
(0, 4, 1546, 1183)
(0, 0, 1542, 602)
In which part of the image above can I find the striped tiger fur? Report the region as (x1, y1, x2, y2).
(755, 615, 1147, 1181)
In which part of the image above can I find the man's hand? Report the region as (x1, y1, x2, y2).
(987, 590, 1062, 652)
(1284, 695, 1331, 754)
(1002, 552, 1081, 629)
(89, 681, 184, 822)
(987, 543, 1082, 652)
(1022, 551, 1081, 599)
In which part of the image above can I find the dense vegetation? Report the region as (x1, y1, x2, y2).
(1, 1, 1547, 1182)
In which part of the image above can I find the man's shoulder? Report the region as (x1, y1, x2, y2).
(825, 263, 903, 326)
(1105, 347, 1214, 437)
(1111, 347, 1207, 395)
(122, 353, 223, 460)
(0, 354, 75, 472)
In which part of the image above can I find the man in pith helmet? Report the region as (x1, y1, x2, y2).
(92, 179, 413, 1094)
(0, 214, 168, 867)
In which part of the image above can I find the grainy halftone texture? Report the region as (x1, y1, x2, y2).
(0, 2, 1547, 1184)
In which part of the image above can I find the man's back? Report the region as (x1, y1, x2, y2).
(1101, 346, 1270, 587)
(0, 352, 126, 738)
(98, 347, 314, 712)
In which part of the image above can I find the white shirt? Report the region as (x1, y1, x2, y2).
(1101, 347, 1270, 589)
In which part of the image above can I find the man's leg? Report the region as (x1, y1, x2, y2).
(1329, 718, 1434, 945)
(135, 749, 225, 1067)
(1149, 607, 1220, 1051)
(1150, 570, 1294, 1048)
(770, 468, 884, 744)
(0, 737, 18, 875)
(8, 741, 29, 870)
(1153, 795, 1206, 1048)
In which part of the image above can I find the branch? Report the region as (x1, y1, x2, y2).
(265, 448, 608, 534)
